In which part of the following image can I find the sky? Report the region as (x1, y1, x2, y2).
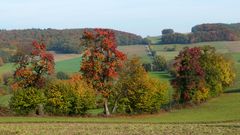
(1, 0, 240, 37)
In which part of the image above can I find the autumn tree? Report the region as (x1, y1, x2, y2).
(172, 46, 236, 104)
(13, 40, 55, 89)
(110, 57, 169, 114)
(80, 29, 126, 115)
(200, 46, 235, 97)
(171, 47, 207, 103)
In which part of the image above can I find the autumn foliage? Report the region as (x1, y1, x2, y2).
(80, 29, 126, 115)
(44, 74, 96, 115)
(110, 57, 169, 114)
(172, 46, 236, 104)
(13, 40, 54, 89)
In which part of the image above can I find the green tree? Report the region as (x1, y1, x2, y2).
(153, 55, 167, 71)
(200, 46, 235, 97)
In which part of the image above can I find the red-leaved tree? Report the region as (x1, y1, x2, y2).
(171, 47, 206, 103)
(13, 40, 55, 89)
(80, 29, 126, 115)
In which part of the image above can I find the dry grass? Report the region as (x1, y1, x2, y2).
(118, 45, 151, 63)
(0, 122, 239, 135)
(49, 51, 82, 62)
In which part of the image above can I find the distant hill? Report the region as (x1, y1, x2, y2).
(150, 23, 240, 44)
(0, 28, 147, 54)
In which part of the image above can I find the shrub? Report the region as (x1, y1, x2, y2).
(142, 63, 152, 72)
(56, 71, 69, 80)
(153, 55, 167, 71)
(9, 87, 46, 115)
(44, 75, 96, 115)
(2, 72, 13, 85)
(110, 57, 169, 114)
(163, 46, 177, 52)
(166, 60, 177, 77)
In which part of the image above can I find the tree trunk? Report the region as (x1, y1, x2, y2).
(111, 95, 121, 114)
(104, 98, 110, 116)
(111, 101, 118, 114)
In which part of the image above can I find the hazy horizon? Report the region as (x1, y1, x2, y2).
(1, 0, 240, 37)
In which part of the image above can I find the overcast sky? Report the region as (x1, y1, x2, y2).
(1, 0, 240, 37)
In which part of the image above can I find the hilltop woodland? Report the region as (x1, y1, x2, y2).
(160, 23, 240, 44)
(0, 29, 235, 116)
(0, 28, 148, 65)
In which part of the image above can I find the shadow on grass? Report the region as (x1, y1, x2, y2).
(224, 89, 240, 93)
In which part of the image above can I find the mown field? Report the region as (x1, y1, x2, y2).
(0, 122, 239, 135)
(0, 41, 240, 134)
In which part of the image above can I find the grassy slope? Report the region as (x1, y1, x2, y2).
(152, 41, 240, 60)
(146, 36, 161, 44)
(0, 93, 240, 123)
(55, 56, 82, 73)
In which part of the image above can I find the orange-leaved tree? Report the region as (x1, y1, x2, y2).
(80, 29, 126, 115)
(13, 40, 54, 89)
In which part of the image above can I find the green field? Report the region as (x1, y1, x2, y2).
(152, 41, 240, 60)
(0, 56, 82, 75)
(55, 56, 82, 73)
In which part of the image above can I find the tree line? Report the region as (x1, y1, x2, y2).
(160, 23, 240, 44)
(0, 28, 148, 65)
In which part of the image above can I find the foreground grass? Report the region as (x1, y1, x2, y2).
(0, 122, 240, 135)
(0, 93, 239, 123)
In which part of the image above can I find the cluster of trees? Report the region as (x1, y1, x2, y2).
(9, 29, 169, 116)
(171, 46, 235, 104)
(0, 28, 147, 55)
(143, 45, 167, 72)
(3, 29, 237, 116)
(160, 23, 240, 44)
